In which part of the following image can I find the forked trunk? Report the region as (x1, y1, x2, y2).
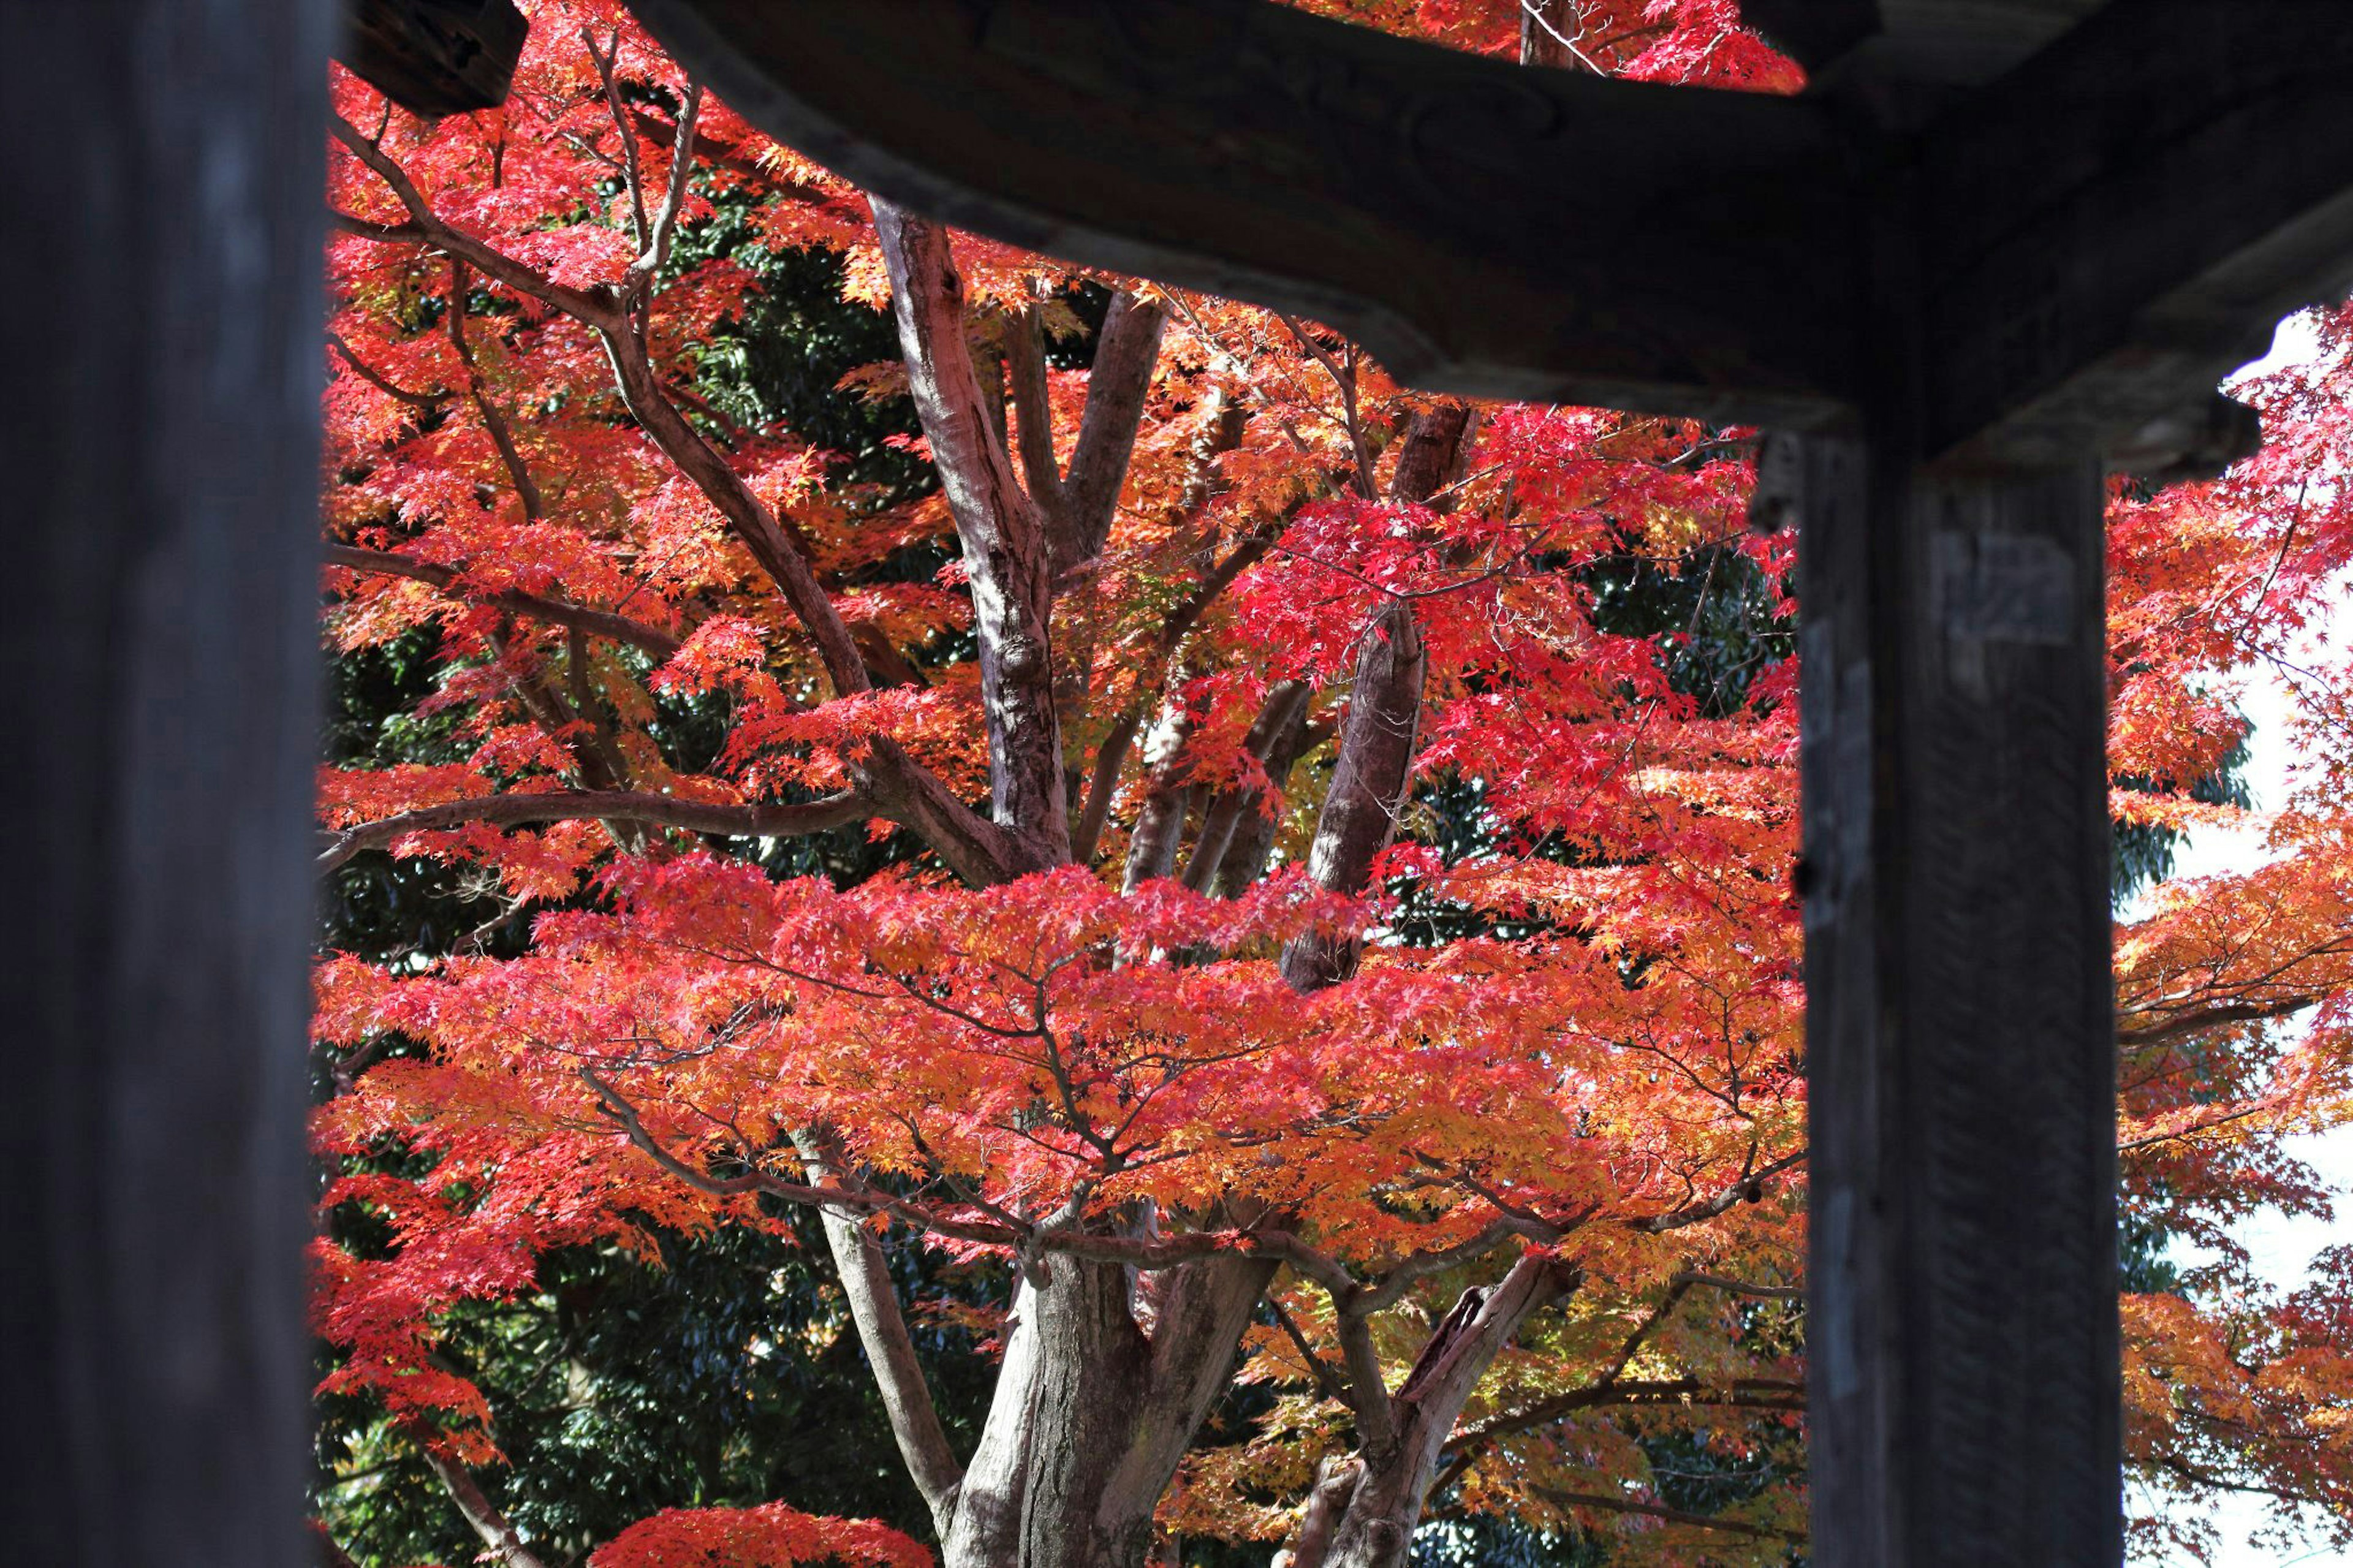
(1286, 1252, 1569, 1568)
(941, 1252, 1276, 1568)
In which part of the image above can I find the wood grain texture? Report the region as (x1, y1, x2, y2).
(1919, 0, 2353, 469)
(631, 0, 1858, 425)
(1798, 436, 2121, 1567)
(0, 2, 329, 1564)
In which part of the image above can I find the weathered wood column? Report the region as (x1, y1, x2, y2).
(0, 3, 330, 1563)
(1786, 435, 2120, 1565)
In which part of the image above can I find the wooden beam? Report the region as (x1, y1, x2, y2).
(1739, 0, 1881, 72)
(340, 0, 528, 116)
(1, 2, 327, 1564)
(1917, 0, 2353, 470)
(1786, 434, 2121, 1567)
(631, 0, 1859, 425)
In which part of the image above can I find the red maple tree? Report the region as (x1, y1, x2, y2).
(311, 4, 2353, 1564)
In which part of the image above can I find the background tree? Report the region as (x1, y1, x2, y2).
(310, 4, 2353, 1565)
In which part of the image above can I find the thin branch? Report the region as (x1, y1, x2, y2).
(583, 28, 650, 250)
(401, 1423, 553, 1568)
(1595, 1278, 1693, 1390)
(1639, 1148, 1805, 1232)
(321, 551, 670, 654)
(792, 1129, 966, 1532)
(1670, 1270, 1803, 1301)
(447, 259, 547, 523)
(1351, 1218, 1532, 1319)
(328, 113, 617, 327)
(629, 82, 702, 293)
(1453, 1376, 1806, 1450)
(318, 789, 866, 871)
(1269, 1296, 1355, 1410)
(327, 331, 445, 409)
(1534, 1485, 1805, 1543)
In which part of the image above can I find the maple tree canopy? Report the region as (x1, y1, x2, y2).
(311, 4, 2353, 1565)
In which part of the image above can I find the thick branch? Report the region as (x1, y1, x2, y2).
(2117, 995, 2317, 1050)
(1053, 291, 1168, 575)
(1332, 1307, 1400, 1458)
(1276, 594, 1423, 990)
(1005, 297, 1063, 515)
(1122, 689, 1199, 892)
(1217, 698, 1320, 898)
(1069, 705, 1143, 868)
(793, 1131, 966, 1534)
(1276, 404, 1469, 988)
(317, 788, 866, 871)
(873, 198, 1070, 866)
(1182, 680, 1311, 892)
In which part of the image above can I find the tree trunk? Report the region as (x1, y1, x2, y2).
(941, 1252, 1274, 1568)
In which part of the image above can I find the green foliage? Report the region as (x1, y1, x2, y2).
(319, 1216, 1000, 1567)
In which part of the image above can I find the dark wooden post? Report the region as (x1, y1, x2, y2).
(1790, 434, 2121, 1565)
(0, 3, 330, 1564)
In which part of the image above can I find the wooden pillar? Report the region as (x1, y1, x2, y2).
(0, 3, 329, 1564)
(1793, 433, 2121, 1566)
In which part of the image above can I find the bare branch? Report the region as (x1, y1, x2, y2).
(319, 789, 867, 871)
